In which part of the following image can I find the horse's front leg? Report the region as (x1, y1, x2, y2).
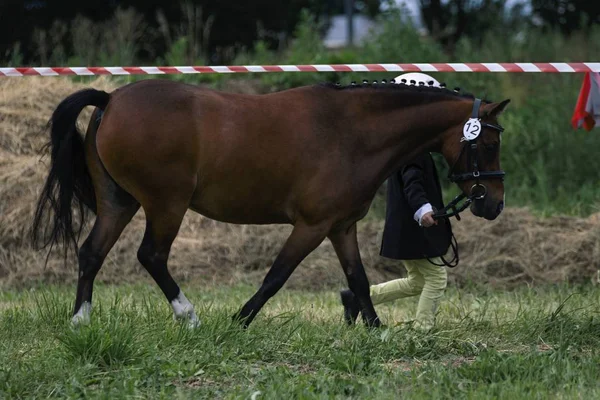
(233, 222, 330, 328)
(328, 223, 381, 328)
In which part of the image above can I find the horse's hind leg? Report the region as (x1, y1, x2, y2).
(73, 190, 139, 325)
(71, 109, 141, 325)
(136, 206, 199, 327)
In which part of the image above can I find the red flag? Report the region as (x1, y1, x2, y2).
(572, 72, 600, 131)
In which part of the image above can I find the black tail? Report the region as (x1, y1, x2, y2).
(31, 88, 110, 263)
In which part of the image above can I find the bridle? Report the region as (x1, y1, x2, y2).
(433, 98, 505, 221)
(427, 98, 505, 269)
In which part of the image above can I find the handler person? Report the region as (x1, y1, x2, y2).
(340, 73, 455, 331)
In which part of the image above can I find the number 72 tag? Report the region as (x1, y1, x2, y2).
(463, 118, 481, 140)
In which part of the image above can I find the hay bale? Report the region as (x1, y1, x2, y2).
(449, 208, 600, 287)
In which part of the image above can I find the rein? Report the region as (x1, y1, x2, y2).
(428, 98, 505, 268)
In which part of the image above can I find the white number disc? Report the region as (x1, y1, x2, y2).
(463, 118, 481, 140)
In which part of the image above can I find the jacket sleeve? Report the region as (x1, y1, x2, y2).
(401, 159, 431, 216)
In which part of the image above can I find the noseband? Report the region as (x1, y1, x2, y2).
(433, 98, 505, 221)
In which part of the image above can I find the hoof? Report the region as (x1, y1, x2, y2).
(70, 314, 90, 327)
(187, 319, 201, 329)
(231, 313, 250, 329)
(339, 289, 360, 325)
(186, 316, 201, 329)
(175, 313, 201, 329)
(71, 302, 92, 327)
(363, 316, 383, 329)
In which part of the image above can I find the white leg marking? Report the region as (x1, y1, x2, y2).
(71, 301, 92, 326)
(171, 291, 200, 328)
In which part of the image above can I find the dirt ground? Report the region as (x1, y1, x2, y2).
(2, 77, 599, 290)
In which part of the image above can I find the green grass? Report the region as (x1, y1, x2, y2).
(1, 283, 599, 399)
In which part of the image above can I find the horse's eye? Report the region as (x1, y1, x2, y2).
(485, 143, 498, 152)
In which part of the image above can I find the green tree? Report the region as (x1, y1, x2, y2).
(419, 0, 521, 53)
(531, 0, 600, 34)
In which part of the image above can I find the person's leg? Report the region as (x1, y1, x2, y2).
(369, 260, 425, 305)
(412, 258, 447, 330)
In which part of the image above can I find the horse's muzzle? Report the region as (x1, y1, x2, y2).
(471, 198, 504, 220)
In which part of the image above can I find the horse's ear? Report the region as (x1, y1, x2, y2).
(482, 99, 511, 117)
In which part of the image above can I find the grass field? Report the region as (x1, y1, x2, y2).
(1, 283, 599, 399)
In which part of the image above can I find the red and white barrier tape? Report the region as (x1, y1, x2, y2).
(1, 63, 600, 77)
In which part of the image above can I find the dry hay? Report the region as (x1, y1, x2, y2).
(1, 77, 599, 291)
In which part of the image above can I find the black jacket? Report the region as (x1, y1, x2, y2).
(380, 153, 453, 260)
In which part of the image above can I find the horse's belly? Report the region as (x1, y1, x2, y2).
(188, 189, 292, 225)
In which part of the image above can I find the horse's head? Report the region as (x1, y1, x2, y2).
(441, 98, 510, 221)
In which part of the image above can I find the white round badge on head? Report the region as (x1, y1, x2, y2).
(463, 118, 481, 140)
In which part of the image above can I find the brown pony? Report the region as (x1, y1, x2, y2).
(31, 78, 509, 328)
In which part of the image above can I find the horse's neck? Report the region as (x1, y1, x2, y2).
(340, 90, 472, 190)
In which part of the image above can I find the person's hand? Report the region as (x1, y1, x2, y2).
(420, 211, 438, 227)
